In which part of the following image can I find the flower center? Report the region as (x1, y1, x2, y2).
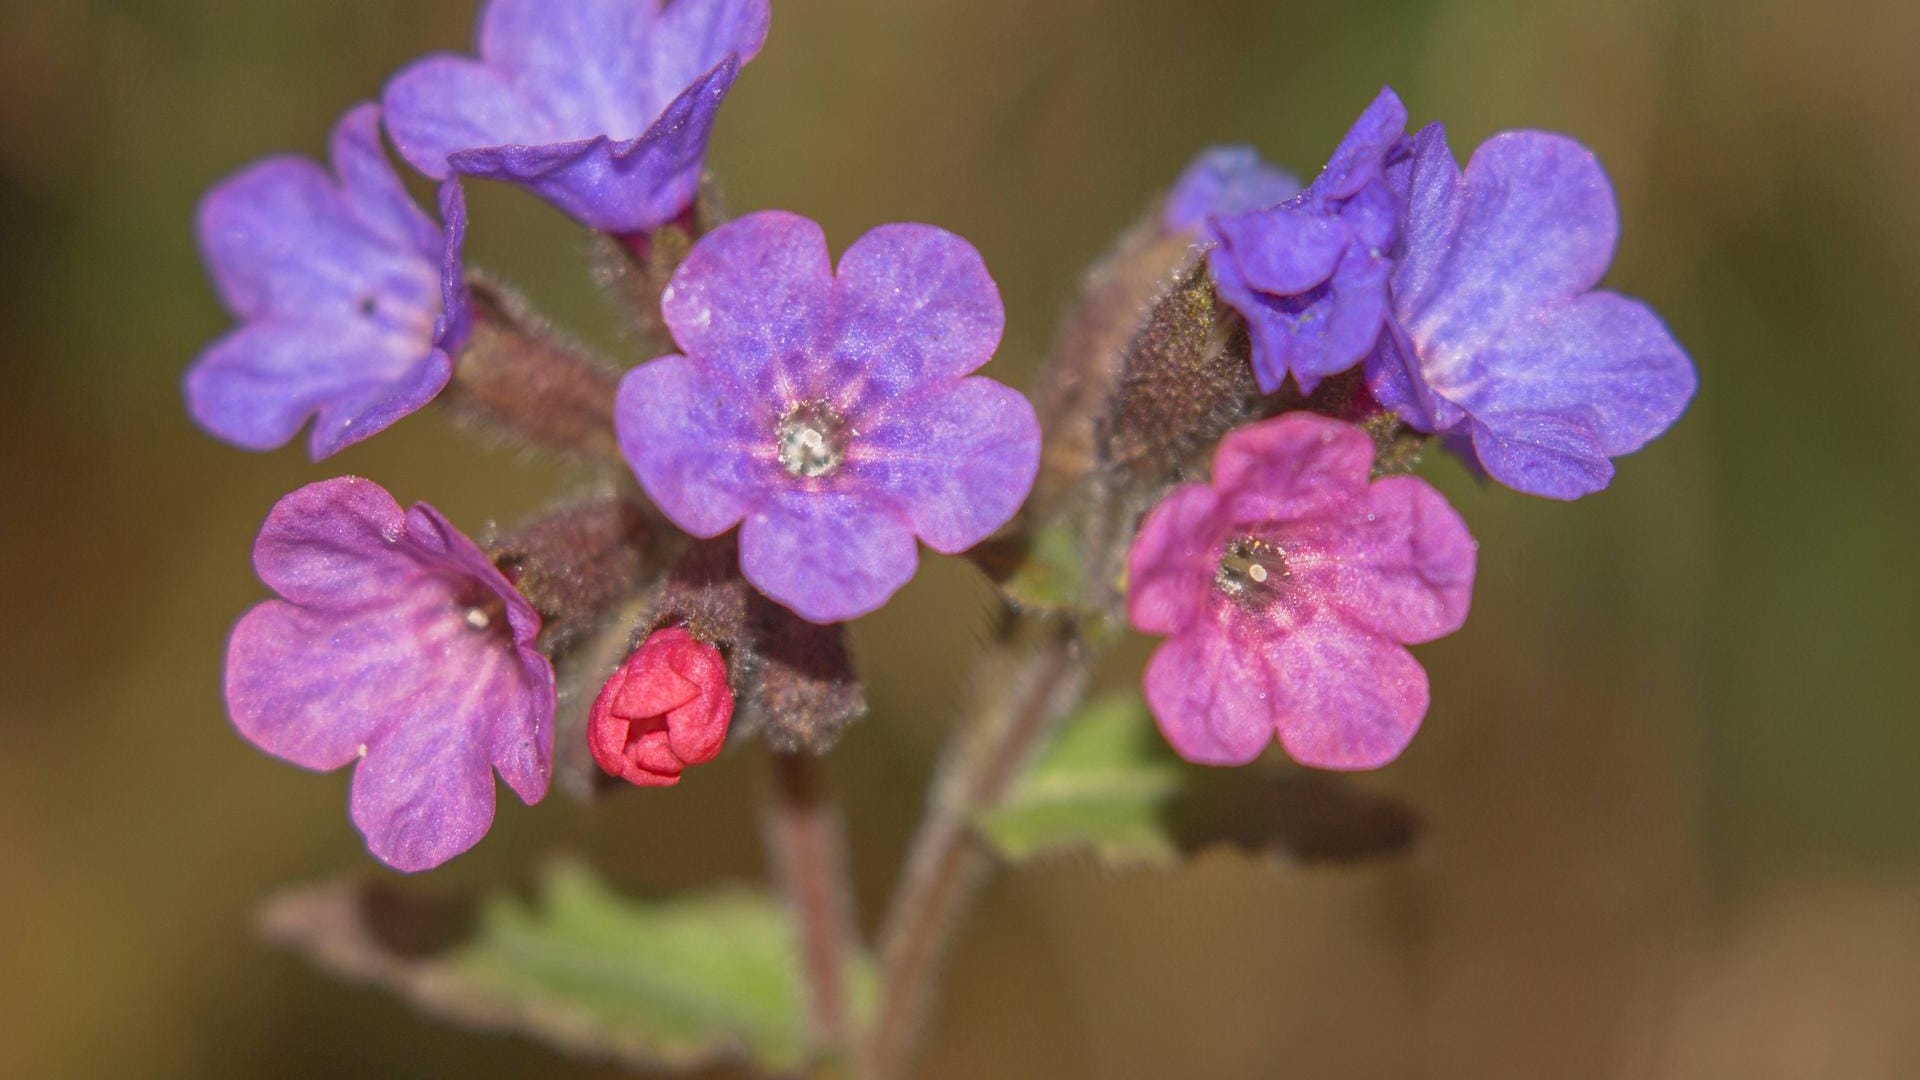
(453, 581, 510, 637)
(1216, 537, 1289, 603)
(776, 402, 847, 478)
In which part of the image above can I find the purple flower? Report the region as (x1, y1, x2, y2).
(382, 0, 772, 234)
(225, 477, 556, 872)
(1365, 126, 1696, 499)
(1126, 413, 1475, 770)
(1206, 88, 1410, 395)
(614, 211, 1042, 623)
(1162, 146, 1300, 235)
(187, 104, 469, 460)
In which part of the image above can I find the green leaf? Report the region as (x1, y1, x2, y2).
(976, 693, 1420, 868)
(260, 861, 871, 1074)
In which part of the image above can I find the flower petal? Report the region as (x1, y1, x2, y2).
(851, 377, 1040, 554)
(479, 0, 657, 139)
(1269, 612, 1428, 770)
(615, 353, 766, 538)
(1283, 474, 1476, 643)
(660, 209, 834, 398)
(329, 103, 441, 260)
(1468, 413, 1614, 500)
(1211, 237, 1388, 396)
(1362, 320, 1463, 433)
(1212, 207, 1347, 296)
(184, 322, 439, 458)
(739, 491, 919, 623)
(1462, 291, 1697, 460)
(246, 477, 414, 608)
(382, 56, 551, 179)
(350, 709, 498, 872)
(1142, 622, 1276, 767)
(827, 223, 1005, 401)
(447, 58, 740, 233)
(1125, 483, 1227, 636)
(1306, 87, 1408, 202)
(649, 0, 772, 105)
(1396, 131, 1619, 358)
(1211, 412, 1373, 523)
(198, 158, 412, 320)
(1162, 145, 1300, 233)
(225, 601, 386, 770)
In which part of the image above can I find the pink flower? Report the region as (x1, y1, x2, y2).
(588, 628, 734, 786)
(225, 477, 554, 872)
(1126, 413, 1476, 770)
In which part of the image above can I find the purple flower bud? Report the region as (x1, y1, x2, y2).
(614, 211, 1042, 623)
(382, 0, 771, 233)
(1162, 146, 1300, 235)
(1205, 89, 1411, 395)
(1364, 126, 1697, 499)
(225, 477, 556, 872)
(1126, 413, 1475, 770)
(186, 104, 468, 460)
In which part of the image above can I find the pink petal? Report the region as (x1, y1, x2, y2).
(248, 478, 416, 608)
(1124, 483, 1228, 636)
(1212, 412, 1373, 523)
(1269, 611, 1429, 771)
(1283, 474, 1476, 643)
(1142, 618, 1276, 767)
(350, 709, 498, 873)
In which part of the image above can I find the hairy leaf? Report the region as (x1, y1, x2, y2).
(260, 861, 871, 1073)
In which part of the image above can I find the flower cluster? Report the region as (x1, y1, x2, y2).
(193, 0, 1038, 870)
(1122, 86, 1694, 769)
(1192, 87, 1697, 500)
(193, 5, 1695, 875)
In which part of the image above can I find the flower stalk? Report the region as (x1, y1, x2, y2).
(764, 749, 860, 1064)
(861, 616, 1090, 1079)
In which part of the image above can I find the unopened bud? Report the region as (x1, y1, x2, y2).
(587, 628, 734, 787)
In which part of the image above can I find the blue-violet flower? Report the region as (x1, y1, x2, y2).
(614, 210, 1043, 623)
(225, 477, 556, 872)
(1127, 413, 1476, 770)
(187, 104, 469, 460)
(1162, 145, 1300, 236)
(1205, 88, 1410, 395)
(1364, 126, 1697, 498)
(382, 0, 772, 233)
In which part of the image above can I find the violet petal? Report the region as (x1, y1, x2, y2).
(738, 491, 920, 623)
(852, 376, 1041, 554)
(828, 222, 1006, 401)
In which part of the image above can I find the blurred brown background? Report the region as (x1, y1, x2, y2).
(4, 0, 1918, 1076)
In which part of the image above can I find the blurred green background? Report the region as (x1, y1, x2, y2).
(5, 0, 1918, 1075)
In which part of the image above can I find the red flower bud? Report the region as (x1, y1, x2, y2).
(588, 628, 734, 786)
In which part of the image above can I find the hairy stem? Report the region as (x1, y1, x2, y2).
(764, 749, 859, 1064)
(861, 619, 1090, 1079)
(441, 279, 624, 461)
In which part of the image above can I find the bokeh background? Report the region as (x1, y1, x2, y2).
(5, 0, 1918, 1075)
